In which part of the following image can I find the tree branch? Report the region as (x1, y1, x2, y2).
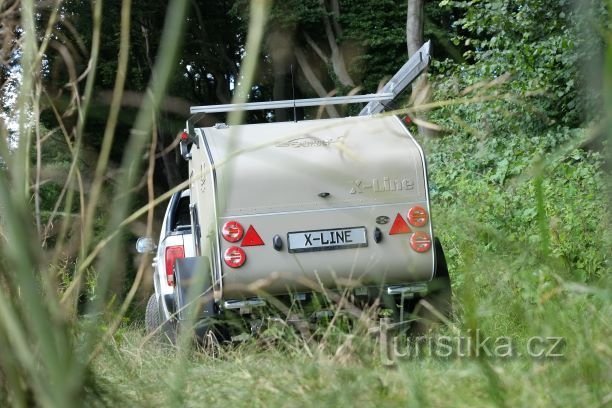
(319, 0, 354, 87)
(303, 32, 329, 64)
(294, 48, 339, 118)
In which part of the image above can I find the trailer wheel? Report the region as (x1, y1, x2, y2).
(410, 237, 452, 334)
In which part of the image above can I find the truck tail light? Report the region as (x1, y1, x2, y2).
(165, 245, 185, 286)
(389, 213, 412, 235)
(410, 232, 432, 253)
(241, 225, 265, 247)
(407, 206, 428, 227)
(224, 246, 246, 268)
(222, 221, 244, 242)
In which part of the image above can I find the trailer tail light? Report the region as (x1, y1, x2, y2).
(222, 221, 244, 242)
(389, 213, 412, 235)
(407, 206, 428, 227)
(410, 232, 432, 253)
(224, 246, 246, 268)
(241, 225, 265, 247)
(165, 245, 185, 286)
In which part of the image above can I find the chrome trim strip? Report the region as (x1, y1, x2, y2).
(199, 128, 224, 295)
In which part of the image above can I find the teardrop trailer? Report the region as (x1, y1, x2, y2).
(138, 42, 452, 341)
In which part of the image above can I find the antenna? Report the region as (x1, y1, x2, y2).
(290, 64, 297, 122)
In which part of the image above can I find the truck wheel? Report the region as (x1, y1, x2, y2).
(145, 293, 162, 333)
(410, 237, 452, 333)
(174, 257, 224, 346)
(145, 293, 177, 343)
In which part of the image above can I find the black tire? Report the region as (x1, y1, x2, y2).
(145, 293, 177, 343)
(145, 293, 162, 333)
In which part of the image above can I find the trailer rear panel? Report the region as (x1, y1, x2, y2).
(189, 115, 435, 297)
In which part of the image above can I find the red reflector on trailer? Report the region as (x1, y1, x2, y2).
(180, 131, 189, 141)
(407, 206, 428, 227)
(224, 246, 246, 268)
(222, 221, 244, 243)
(241, 225, 265, 247)
(389, 213, 412, 235)
(410, 232, 432, 253)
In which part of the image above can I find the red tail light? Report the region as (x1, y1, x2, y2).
(224, 246, 246, 268)
(389, 213, 412, 235)
(165, 245, 185, 286)
(410, 232, 432, 253)
(407, 206, 428, 227)
(222, 221, 244, 242)
(241, 225, 265, 247)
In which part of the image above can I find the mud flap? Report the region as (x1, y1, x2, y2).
(174, 257, 215, 321)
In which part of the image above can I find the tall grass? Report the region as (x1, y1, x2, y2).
(1, 0, 610, 407)
(0, 0, 190, 405)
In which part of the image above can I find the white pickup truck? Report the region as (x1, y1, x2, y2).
(137, 190, 195, 335)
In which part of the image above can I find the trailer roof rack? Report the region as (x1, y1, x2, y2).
(189, 93, 394, 114)
(188, 40, 431, 117)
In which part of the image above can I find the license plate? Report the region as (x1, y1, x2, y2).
(287, 227, 368, 253)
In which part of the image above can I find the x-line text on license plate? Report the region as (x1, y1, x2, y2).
(287, 227, 368, 253)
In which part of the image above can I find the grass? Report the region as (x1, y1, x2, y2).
(94, 169, 611, 407)
(91, 173, 610, 407)
(95, 283, 611, 407)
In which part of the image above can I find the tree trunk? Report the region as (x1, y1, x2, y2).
(406, 0, 424, 58)
(406, 0, 433, 136)
(320, 0, 355, 88)
(268, 29, 295, 121)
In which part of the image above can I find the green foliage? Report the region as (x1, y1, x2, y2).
(439, 0, 609, 126)
(420, 0, 610, 290)
(339, 0, 407, 90)
(424, 127, 607, 283)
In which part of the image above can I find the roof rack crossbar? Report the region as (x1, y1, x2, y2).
(189, 93, 394, 114)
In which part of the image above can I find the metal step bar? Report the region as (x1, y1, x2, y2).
(223, 298, 266, 310)
(386, 283, 428, 296)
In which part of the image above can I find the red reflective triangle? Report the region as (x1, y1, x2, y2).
(241, 225, 265, 246)
(389, 213, 412, 235)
